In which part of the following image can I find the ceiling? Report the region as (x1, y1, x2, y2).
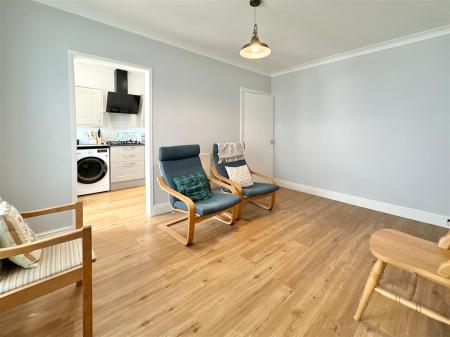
(36, 0, 450, 75)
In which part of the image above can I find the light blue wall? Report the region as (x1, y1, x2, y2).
(272, 35, 450, 216)
(0, 3, 5, 195)
(2, 1, 448, 232)
(0, 1, 270, 232)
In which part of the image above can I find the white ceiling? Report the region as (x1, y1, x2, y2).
(37, 0, 450, 75)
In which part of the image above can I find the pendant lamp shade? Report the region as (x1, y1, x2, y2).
(240, 24, 271, 59)
(240, 0, 271, 59)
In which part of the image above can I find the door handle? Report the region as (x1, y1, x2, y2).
(270, 139, 274, 145)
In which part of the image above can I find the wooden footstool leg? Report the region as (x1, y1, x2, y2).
(353, 259, 386, 321)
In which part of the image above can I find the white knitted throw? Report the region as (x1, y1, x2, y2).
(217, 142, 245, 164)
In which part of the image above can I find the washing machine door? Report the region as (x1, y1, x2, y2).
(77, 157, 108, 184)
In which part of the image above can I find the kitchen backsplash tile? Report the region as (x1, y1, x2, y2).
(77, 127, 145, 144)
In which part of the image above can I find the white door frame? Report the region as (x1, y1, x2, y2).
(239, 87, 273, 142)
(68, 50, 155, 216)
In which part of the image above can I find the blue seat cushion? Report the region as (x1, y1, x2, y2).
(243, 182, 279, 197)
(173, 192, 241, 216)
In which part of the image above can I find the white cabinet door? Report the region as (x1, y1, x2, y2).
(111, 161, 145, 182)
(75, 86, 103, 125)
(110, 146, 145, 182)
(110, 146, 145, 163)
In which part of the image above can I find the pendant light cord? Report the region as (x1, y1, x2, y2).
(253, 4, 258, 36)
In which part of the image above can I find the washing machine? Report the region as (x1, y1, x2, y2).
(77, 146, 110, 196)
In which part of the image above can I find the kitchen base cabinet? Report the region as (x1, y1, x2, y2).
(111, 161, 145, 182)
(110, 146, 145, 189)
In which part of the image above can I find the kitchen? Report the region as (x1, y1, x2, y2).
(74, 56, 148, 201)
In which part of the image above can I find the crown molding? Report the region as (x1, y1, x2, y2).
(271, 24, 450, 77)
(136, 36, 272, 77)
(34, 0, 272, 77)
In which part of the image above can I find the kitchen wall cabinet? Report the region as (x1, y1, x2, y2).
(75, 86, 103, 125)
(110, 146, 145, 183)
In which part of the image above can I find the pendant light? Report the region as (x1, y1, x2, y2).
(240, 0, 271, 59)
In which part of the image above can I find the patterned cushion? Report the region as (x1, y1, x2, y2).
(0, 201, 41, 268)
(0, 197, 2, 270)
(173, 171, 213, 202)
(225, 165, 254, 187)
(0, 238, 93, 294)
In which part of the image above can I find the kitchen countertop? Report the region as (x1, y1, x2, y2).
(77, 144, 110, 149)
(108, 143, 145, 147)
(77, 143, 145, 149)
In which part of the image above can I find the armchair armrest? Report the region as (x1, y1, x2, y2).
(157, 176, 195, 217)
(438, 230, 450, 249)
(207, 176, 239, 195)
(22, 201, 84, 229)
(210, 165, 243, 194)
(0, 226, 89, 260)
(437, 260, 450, 278)
(250, 170, 276, 185)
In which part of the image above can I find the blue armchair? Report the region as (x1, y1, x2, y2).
(211, 143, 279, 219)
(157, 144, 241, 245)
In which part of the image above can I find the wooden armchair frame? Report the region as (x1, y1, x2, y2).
(0, 201, 93, 337)
(354, 229, 450, 326)
(211, 163, 277, 220)
(157, 175, 240, 246)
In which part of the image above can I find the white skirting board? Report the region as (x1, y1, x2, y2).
(110, 179, 145, 191)
(276, 179, 449, 228)
(153, 202, 172, 215)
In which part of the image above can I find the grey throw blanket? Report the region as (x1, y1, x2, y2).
(217, 142, 245, 164)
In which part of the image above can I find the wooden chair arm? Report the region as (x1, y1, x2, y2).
(249, 170, 276, 185)
(210, 165, 243, 194)
(437, 260, 450, 278)
(22, 201, 84, 229)
(207, 176, 238, 195)
(0, 226, 89, 260)
(157, 176, 195, 212)
(438, 230, 450, 249)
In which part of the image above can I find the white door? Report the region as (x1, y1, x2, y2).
(75, 86, 103, 125)
(240, 89, 274, 176)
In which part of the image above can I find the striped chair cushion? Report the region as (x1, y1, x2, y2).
(0, 238, 94, 294)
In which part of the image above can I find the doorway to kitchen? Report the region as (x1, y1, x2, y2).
(68, 51, 154, 216)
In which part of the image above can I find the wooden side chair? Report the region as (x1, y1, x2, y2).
(211, 143, 279, 219)
(157, 144, 241, 246)
(354, 228, 450, 326)
(0, 201, 94, 336)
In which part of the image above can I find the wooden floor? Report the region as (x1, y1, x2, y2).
(0, 187, 448, 337)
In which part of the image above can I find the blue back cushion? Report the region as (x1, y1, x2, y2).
(212, 143, 247, 179)
(159, 144, 206, 206)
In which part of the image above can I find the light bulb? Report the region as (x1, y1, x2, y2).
(251, 44, 262, 53)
